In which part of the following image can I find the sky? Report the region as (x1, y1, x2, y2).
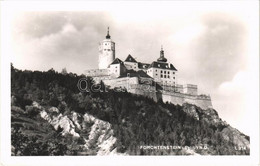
(7, 1, 259, 135)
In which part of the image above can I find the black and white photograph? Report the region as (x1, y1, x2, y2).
(0, 1, 259, 166)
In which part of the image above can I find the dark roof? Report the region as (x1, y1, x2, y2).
(138, 62, 150, 69)
(125, 54, 137, 63)
(111, 58, 124, 65)
(157, 57, 167, 62)
(118, 69, 152, 79)
(149, 61, 177, 71)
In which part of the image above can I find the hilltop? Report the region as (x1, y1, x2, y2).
(11, 65, 249, 155)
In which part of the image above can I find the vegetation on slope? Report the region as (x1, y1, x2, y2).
(11, 64, 250, 155)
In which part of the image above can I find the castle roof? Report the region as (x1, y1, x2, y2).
(111, 58, 124, 65)
(125, 54, 137, 63)
(119, 69, 152, 79)
(138, 62, 150, 69)
(149, 61, 177, 71)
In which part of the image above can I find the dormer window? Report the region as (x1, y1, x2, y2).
(158, 64, 160, 67)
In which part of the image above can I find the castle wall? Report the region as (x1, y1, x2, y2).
(85, 69, 109, 77)
(128, 84, 157, 101)
(160, 90, 212, 110)
(183, 84, 198, 95)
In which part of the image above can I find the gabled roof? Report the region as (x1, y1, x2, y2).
(125, 54, 137, 63)
(111, 58, 124, 65)
(118, 69, 152, 79)
(149, 61, 177, 71)
(138, 62, 150, 69)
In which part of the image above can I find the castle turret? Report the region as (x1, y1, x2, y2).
(98, 27, 115, 69)
(157, 46, 167, 62)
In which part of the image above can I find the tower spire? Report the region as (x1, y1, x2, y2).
(106, 27, 111, 39)
(157, 45, 167, 62)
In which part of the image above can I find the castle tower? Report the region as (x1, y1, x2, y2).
(98, 27, 116, 69)
(157, 45, 167, 62)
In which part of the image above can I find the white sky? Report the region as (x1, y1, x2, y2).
(3, 1, 259, 135)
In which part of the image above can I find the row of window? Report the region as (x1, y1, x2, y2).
(149, 69, 175, 75)
(104, 49, 112, 51)
(154, 73, 175, 79)
(104, 43, 113, 46)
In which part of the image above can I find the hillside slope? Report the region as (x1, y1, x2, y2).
(11, 65, 250, 155)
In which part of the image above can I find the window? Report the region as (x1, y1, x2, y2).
(173, 77, 175, 79)
(105, 43, 107, 45)
(115, 70, 117, 72)
(164, 71, 166, 74)
(168, 75, 170, 78)
(161, 71, 163, 73)
(173, 72, 175, 74)
(168, 71, 170, 74)
(156, 74, 158, 76)
(164, 75, 166, 78)
(108, 49, 110, 51)
(104, 49, 106, 51)
(116, 66, 117, 68)
(161, 74, 163, 78)
(155, 70, 157, 72)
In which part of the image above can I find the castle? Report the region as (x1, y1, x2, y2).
(85, 28, 212, 109)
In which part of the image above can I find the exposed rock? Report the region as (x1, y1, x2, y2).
(83, 113, 120, 155)
(40, 110, 80, 137)
(32, 101, 42, 109)
(182, 104, 199, 120)
(221, 126, 250, 149)
(49, 107, 59, 113)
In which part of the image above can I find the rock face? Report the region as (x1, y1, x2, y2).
(30, 101, 120, 155)
(83, 114, 121, 155)
(181, 103, 250, 152)
(182, 104, 200, 120)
